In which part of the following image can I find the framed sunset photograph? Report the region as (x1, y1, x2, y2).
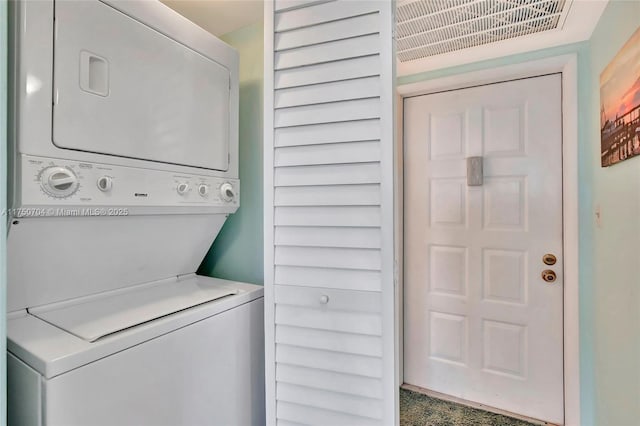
(600, 27, 640, 167)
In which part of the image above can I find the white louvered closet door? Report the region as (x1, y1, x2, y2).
(264, 1, 397, 425)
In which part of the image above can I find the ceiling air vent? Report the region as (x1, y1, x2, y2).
(396, 0, 570, 62)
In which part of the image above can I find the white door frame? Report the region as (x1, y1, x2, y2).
(396, 54, 580, 426)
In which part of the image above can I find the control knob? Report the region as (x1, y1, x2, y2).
(40, 166, 79, 198)
(220, 182, 236, 202)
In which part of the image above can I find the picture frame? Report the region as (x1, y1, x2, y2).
(600, 27, 640, 167)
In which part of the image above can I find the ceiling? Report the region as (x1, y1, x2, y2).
(161, 0, 263, 36)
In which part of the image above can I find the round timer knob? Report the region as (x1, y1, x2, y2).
(41, 166, 79, 198)
(219, 182, 236, 202)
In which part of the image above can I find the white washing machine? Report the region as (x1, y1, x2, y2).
(6, 1, 265, 425)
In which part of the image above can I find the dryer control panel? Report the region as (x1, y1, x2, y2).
(15, 155, 239, 216)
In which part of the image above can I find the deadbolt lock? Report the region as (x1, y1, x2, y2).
(543, 254, 557, 265)
(541, 270, 557, 283)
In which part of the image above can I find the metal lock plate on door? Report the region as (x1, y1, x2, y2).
(466, 156, 483, 186)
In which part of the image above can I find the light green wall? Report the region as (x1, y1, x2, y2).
(198, 21, 264, 285)
(398, 42, 588, 86)
(1, 0, 7, 423)
(588, 1, 640, 425)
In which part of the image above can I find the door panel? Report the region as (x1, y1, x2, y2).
(404, 75, 563, 424)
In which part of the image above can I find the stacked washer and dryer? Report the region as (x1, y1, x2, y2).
(6, 1, 265, 425)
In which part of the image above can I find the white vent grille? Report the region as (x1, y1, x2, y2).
(396, 0, 569, 62)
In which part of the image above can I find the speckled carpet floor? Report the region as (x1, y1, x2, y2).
(400, 388, 536, 426)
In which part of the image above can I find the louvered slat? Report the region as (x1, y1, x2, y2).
(276, 345, 383, 378)
(277, 401, 380, 426)
(274, 206, 381, 227)
(275, 34, 380, 70)
(275, 305, 382, 335)
(275, 119, 381, 147)
(275, 266, 382, 292)
(275, 226, 381, 248)
(274, 163, 381, 186)
(275, 56, 380, 90)
(276, 364, 384, 399)
(274, 1, 380, 32)
(274, 0, 332, 13)
(274, 98, 380, 128)
(275, 13, 380, 51)
(274, 184, 381, 207)
(275, 246, 381, 270)
(274, 141, 380, 167)
(275, 325, 383, 357)
(277, 383, 383, 420)
(275, 76, 381, 109)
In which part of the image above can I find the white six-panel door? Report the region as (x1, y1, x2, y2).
(404, 75, 564, 424)
(264, 1, 397, 425)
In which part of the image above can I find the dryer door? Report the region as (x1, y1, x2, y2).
(52, 0, 230, 171)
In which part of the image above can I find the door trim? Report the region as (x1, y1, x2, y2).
(396, 54, 579, 426)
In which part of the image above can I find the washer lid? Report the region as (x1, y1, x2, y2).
(29, 276, 239, 342)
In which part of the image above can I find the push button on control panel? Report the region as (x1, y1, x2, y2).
(97, 176, 113, 192)
(177, 183, 189, 196)
(198, 184, 209, 197)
